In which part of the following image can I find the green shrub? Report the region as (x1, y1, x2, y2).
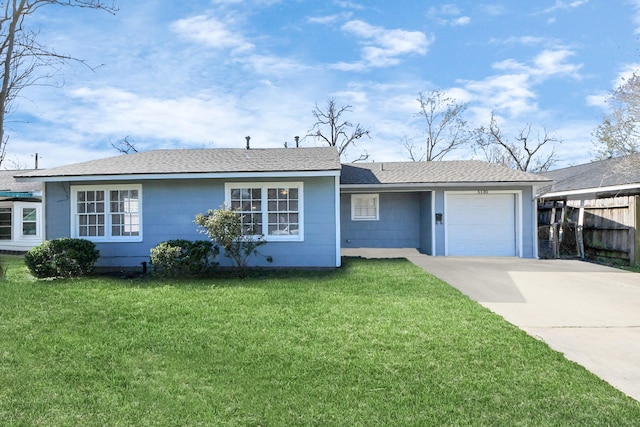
(25, 238, 100, 278)
(149, 239, 218, 278)
(195, 207, 271, 276)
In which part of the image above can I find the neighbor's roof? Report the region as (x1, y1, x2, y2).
(341, 161, 551, 186)
(537, 154, 640, 198)
(0, 170, 42, 194)
(16, 147, 342, 181)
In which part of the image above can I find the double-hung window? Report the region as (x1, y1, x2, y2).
(226, 182, 303, 241)
(351, 194, 379, 221)
(0, 207, 11, 240)
(72, 184, 142, 242)
(21, 207, 38, 236)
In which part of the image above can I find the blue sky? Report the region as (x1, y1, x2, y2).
(7, 0, 640, 169)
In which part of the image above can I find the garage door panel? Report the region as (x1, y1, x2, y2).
(446, 193, 516, 256)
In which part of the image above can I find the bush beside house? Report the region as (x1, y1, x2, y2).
(25, 238, 99, 278)
(149, 239, 218, 278)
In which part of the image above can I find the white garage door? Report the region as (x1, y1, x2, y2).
(446, 193, 517, 256)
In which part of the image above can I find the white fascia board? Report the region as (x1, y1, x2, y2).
(340, 181, 546, 192)
(538, 182, 640, 199)
(17, 170, 341, 183)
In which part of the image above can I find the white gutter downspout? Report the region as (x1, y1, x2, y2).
(532, 191, 539, 259)
(335, 175, 342, 267)
(431, 190, 436, 256)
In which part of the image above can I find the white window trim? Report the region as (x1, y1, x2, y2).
(0, 201, 43, 242)
(70, 184, 143, 242)
(0, 203, 13, 241)
(15, 202, 42, 241)
(224, 182, 304, 242)
(351, 193, 379, 221)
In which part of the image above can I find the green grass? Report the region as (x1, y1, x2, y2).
(0, 255, 638, 426)
(622, 265, 640, 273)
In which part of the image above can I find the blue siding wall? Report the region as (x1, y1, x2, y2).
(45, 177, 338, 268)
(419, 192, 433, 255)
(434, 190, 446, 256)
(341, 192, 425, 249)
(521, 187, 536, 258)
(45, 182, 71, 239)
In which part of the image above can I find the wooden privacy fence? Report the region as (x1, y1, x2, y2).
(538, 195, 640, 266)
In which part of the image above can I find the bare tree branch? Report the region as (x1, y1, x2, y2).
(474, 112, 560, 173)
(306, 98, 370, 161)
(0, 0, 117, 168)
(593, 73, 640, 159)
(402, 136, 424, 161)
(408, 90, 471, 161)
(111, 136, 138, 154)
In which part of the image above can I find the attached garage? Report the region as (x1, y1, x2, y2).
(340, 161, 549, 259)
(445, 191, 520, 256)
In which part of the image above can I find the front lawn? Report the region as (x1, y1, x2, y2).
(0, 255, 638, 426)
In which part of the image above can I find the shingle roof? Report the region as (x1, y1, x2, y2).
(537, 154, 640, 196)
(341, 161, 551, 185)
(0, 170, 41, 192)
(16, 147, 342, 179)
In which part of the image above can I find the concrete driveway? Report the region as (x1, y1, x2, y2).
(342, 249, 640, 401)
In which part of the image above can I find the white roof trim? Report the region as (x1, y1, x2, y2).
(17, 170, 341, 183)
(538, 182, 640, 199)
(340, 181, 545, 192)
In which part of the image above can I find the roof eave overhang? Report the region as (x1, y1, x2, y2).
(536, 182, 640, 199)
(16, 170, 341, 183)
(341, 181, 549, 192)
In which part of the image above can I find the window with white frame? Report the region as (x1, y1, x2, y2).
(110, 189, 140, 237)
(21, 207, 38, 236)
(0, 207, 11, 240)
(226, 182, 303, 241)
(351, 194, 379, 221)
(229, 187, 263, 235)
(72, 185, 142, 241)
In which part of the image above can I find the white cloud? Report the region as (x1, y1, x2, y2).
(332, 20, 431, 70)
(586, 92, 608, 109)
(532, 49, 583, 78)
(551, 120, 597, 166)
(490, 36, 549, 46)
(586, 62, 640, 111)
(541, 0, 589, 14)
(170, 14, 254, 53)
(241, 54, 314, 77)
(61, 87, 250, 144)
(19, 80, 323, 162)
(429, 4, 461, 16)
(428, 4, 471, 26)
(459, 49, 583, 118)
(307, 13, 352, 24)
(493, 49, 582, 79)
(452, 16, 471, 26)
(613, 62, 640, 85)
(478, 4, 507, 16)
(335, 1, 365, 10)
(464, 73, 538, 117)
(630, 0, 640, 33)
